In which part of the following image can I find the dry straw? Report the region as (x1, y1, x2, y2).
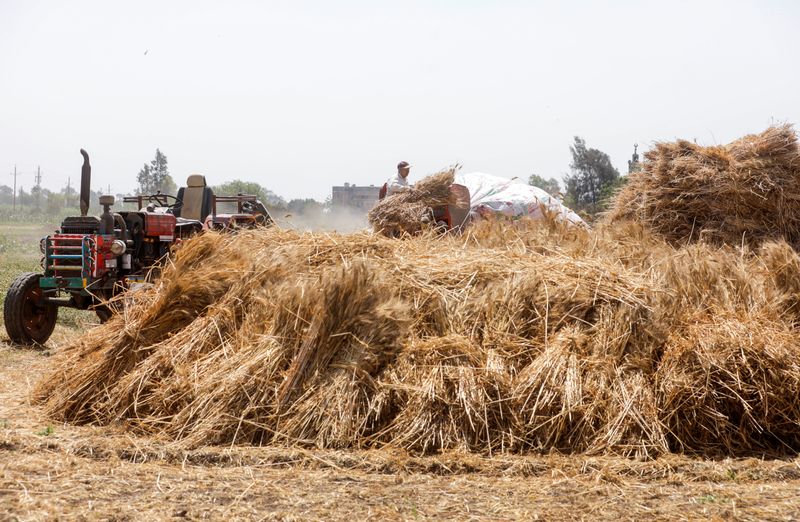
(606, 124, 800, 247)
(34, 212, 800, 458)
(368, 166, 458, 235)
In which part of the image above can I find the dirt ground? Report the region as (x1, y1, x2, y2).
(1, 339, 800, 521)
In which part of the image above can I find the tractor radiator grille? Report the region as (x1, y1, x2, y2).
(46, 235, 93, 279)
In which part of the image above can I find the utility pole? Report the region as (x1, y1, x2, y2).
(35, 166, 42, 210)
(10, 165, 18, 211)
(66, 177, 71, 208)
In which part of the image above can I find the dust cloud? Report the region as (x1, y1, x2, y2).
(273, 206, 371, 233)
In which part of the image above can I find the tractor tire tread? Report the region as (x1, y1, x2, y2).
(3, 272, 37, 342)
(3, 272, 56, 346)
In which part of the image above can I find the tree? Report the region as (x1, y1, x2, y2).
(31, 184, 42, 211)
(599, 175, 628, 205)
(212, 180, 286, 208)
(528, 174, 560, 195)
(17, 186, 30, 206)
(562, 137, 620, 216)
(0, 185, 12, 205)
(46, 192, 65, 215)
(287, 198, 323, 215)
(61, 183, 77, 208)
(149, 149, 176, 194)
(137, 149, 177, 195)
(136, 163, 152, 195)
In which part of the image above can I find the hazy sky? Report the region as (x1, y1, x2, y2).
(1, 0, 798, 201)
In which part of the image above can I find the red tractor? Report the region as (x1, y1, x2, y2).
(428, 184, 471, 232)
(3, 150, 272, 345)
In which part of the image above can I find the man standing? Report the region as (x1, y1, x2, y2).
(383, 161, 412, 197)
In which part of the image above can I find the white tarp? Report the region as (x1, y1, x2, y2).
(454, 172, 586, 227)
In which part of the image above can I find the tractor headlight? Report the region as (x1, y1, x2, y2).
(110, 239, 127, 256)
(39, 237, 47, 254)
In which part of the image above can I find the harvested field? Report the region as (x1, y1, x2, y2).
(5, 342, 800, 520)
(33, 217, 800, 459)
(606, 124, 800, 247)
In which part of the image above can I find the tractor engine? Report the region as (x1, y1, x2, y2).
(40, 196, 183, 309)
(116, 211, 183, 273)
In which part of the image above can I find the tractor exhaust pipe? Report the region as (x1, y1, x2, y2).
(79, 149, 91, 216)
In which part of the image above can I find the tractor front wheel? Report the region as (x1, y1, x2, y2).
(434, 220, 449, 234)
(95, 305, 113, 323)
(3, 272, 57, 345)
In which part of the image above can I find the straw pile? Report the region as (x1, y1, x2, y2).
(368, 166, 458, 235)
(606, 124, 800, 247)
(34, 218, 800, 458)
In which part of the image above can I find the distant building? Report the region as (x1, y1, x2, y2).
(331, 183, 380, 210)
(628, 144, 641, 174)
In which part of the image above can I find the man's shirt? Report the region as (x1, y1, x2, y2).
(385, 173, 411, 196)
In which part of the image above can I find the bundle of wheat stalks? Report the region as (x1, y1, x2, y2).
(606, 124, 800, 247)
(368, 166, 457, 235)
(35, 217, 800, 458)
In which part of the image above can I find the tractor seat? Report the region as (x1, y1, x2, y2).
(174, 174, 213, 221)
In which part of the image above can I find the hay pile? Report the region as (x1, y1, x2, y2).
(368, 166, 457, 235)
(606, 124, 800, 247)
(35, 219, 800, 458)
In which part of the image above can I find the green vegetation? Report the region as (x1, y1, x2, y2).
(563, 136, 624, 218)
(287, 198, 324, 216)
(211, 179, 286, 207)
(36, 425, 55, 436)
(136, 148, 177, 196)
(0, 221, 94, 335)
(0, 224, 43, 292)
(0, 205, 79, 224)
(527, 174, 561, 196)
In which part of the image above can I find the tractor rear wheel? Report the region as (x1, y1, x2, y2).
(3, 272, 57, 345)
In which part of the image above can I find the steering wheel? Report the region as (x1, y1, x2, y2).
(146, 193, 182, 210)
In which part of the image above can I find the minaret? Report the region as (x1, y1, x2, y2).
(627, 143, 640, 174)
